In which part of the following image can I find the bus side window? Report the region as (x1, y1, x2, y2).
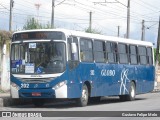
(67, 37, 72, 60)
(129, 45, 138, 64)
(147, 47, 153, 65)
(94, 40, 106, 63)
(80, 50, 84, 61)
(72, 37, 79, 61)
(67, 37, 79, 61)
(67, 37, 79, 70)
(106, 42, 118, 63)
(138, 46, 147, 65)
(80, 38, 93, 62)
(118, 43, 129, 64)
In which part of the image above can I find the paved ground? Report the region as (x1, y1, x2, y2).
(0, 92, 159, 111)
(0, 82, 160, 108)
(0, 92, 160, 120)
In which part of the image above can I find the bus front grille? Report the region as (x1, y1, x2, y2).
(20, 78, 54, 83)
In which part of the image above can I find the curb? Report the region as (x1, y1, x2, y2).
(152, 89, 160, 93)
(0, 92, 32, 107)
(0, 97, 32, 107)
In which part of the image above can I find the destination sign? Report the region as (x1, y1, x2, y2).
(12, 31, 65, 41)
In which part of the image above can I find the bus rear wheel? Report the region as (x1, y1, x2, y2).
(126, 81, 136, 101)
(32, 98, 45, 107)
(76, 84, 89, 107)
(119, 82, 136, 101)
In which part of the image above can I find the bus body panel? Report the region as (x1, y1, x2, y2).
(11, 60, 155, 99)
(67, 62, 155, 98)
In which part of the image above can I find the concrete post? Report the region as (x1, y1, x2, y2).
(1, 41, 10, 91)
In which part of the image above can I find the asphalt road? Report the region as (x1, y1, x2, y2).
(0, 92, 160, 120)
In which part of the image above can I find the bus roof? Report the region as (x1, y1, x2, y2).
(13, 29, 153, 47)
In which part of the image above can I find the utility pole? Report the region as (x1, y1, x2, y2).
(51, 0, 55, 28)
(9, 0, 14, 31)
(155, 17, 160, 65)
(1, 35, 10, 91)
(155, 16, 160, 90)
(126, 0, 130, 39)
(141, 20, 145, 41)
(117, 26, 120, 37)
(89, 11, 92, 32)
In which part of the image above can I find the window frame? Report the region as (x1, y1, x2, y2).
(93, 40, 106, 63)
(106, 41, 118, 63)
(129, 45, 138, 65)
(67, 36, 79, 61)
(147, 47, 153, 65)
(80, 38, 93, 62)
(118, 43, 129, 64)
(138, 46, 147, 65)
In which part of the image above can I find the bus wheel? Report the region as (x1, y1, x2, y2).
(32, 98, 45, 107)
(126, 82, 136, 101)
(76, 84, 89, 107)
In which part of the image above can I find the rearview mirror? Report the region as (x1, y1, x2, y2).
(71, 43, 77, 53)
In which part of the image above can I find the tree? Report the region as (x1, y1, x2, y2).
(154, 48, 160, 64)
(85, 27, 102, 34)
(43, 22, 52, 29)
(23, 17, 42, 30)
(23, 17, 52, 30)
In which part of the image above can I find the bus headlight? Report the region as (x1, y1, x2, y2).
(11, 82, 20, 98)
(11, 82, 20, 90)
(52, 80, 67, 90)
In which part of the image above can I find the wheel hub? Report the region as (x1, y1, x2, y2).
(131, 86, 135, 98)
(82, 89, 87, 101)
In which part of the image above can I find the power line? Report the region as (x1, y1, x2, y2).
(115, 0, 127, 7)
(66, 1, 132, 21)
(102, 0, 159, 21)
(55, 0, 66, 6)
(0, 10, 89, 21)
(147, 22, 159, 29)
(133, 0, 158, 13)
(0, 3, 9, 11)
(0, 0, 159, 38)
(2, 0, 150, 25)
(87, 0, 144, 23)
(139, 0, 159, 11)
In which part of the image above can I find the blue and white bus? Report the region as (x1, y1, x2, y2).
(10, 29, 155, 107)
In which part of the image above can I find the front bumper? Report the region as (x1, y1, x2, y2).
(11, 84, 68, 99)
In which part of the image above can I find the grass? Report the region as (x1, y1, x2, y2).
(0, 89, 5, 93)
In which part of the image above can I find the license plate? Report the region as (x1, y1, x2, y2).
(32, 92, 41, 96)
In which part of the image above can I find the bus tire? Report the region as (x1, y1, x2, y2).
(32, 98, 45, 107)
(89, 97, 101, 103)
(126, 81, 136, 101)
(119, 95, 127, 101)
(76, 84, 89, 107)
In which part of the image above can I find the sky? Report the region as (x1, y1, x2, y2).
(0, 0, 160, 45)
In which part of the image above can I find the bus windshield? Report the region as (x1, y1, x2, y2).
(11, 42, 66, 74)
